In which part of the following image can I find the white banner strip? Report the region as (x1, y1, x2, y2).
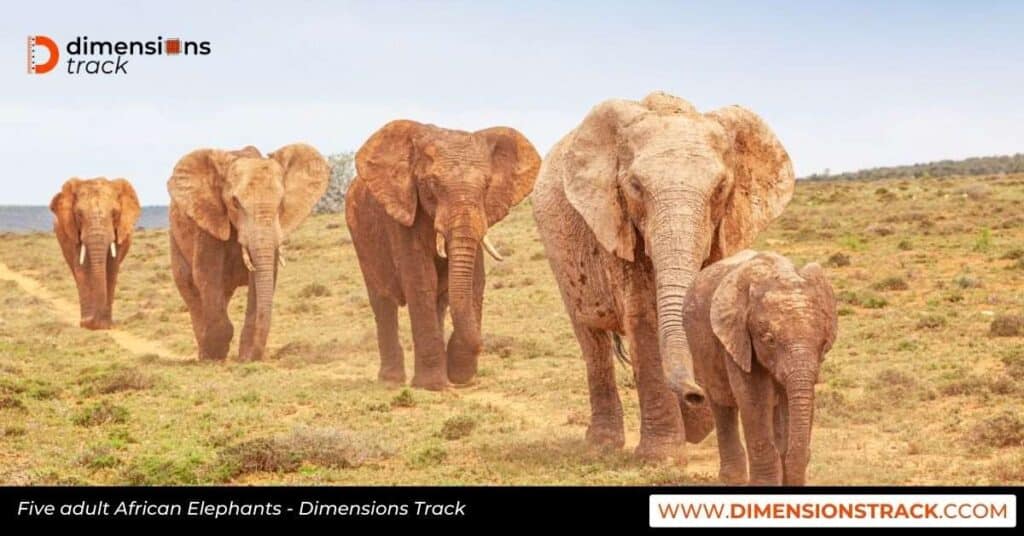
(650, 494, 1017, 528)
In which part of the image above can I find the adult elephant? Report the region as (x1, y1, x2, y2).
(50, 177, 141, 330)
(346, 120, 540, 390)
(532, 92, 794, 460)
(168, 144, 329, 361)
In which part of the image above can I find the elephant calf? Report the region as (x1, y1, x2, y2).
(682, 250, 838, 485)
(51, 177, 141, 329)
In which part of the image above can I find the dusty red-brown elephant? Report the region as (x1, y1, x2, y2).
(50, 177, 141, 330)
(532, 92, 795, 461)
(346, 120, 541, 390)
(168, 144, 329, 361)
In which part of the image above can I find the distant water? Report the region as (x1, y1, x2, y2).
(0, 206, 169, 233)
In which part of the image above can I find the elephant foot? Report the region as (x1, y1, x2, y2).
(411, 371, 448, 391)
(446, 340, 480, 385)
(718, 463, 749, 485)
(80, 318, 112, 330)
(378, 367, 407, 385)
(635, 433, 686, 464)
(446, 365, 477, 385)
(237, 349, 264, 362)
(585, 421, 625, 451)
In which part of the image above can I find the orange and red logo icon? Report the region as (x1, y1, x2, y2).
(27, 35, 60, 74)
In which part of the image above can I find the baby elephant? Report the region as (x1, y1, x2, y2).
(682, 250, 837, 485)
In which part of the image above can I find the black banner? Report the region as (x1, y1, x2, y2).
(1, 486, 1020, 529)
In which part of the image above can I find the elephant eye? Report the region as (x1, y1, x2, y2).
(231, 197, 243, 211)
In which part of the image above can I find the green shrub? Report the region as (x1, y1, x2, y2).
(440, 415, 477, 440)
(72, 401, 128, 427)
(916, 314, 947, 330)
(990, 314, 1023, 337)
(871, 276, 909, 291)
(391, 389, 415, 408)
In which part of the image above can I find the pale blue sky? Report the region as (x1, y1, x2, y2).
(2, 0, 1022, 204)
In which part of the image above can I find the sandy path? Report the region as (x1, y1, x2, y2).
(0, 261, 185, 361)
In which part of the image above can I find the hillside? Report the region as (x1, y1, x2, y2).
(804, 153, 1024, 181)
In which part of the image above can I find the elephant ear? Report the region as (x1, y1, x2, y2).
(561, 99, 646, 262)
(269, 143, 330, 236)
(111, 179, 140, 244)
(707, 106, 795, 259)
(355, 120, 423, 227)
(477, 127, 541, 226)
(168, 149, 235, 241)
(710, 262, 754, 373)
(800, 262, 839, 355)
(50, 178, 81, 242)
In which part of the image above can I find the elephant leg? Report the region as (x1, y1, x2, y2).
(369, 290, 405, 384)
(194, 237, 233, 360)
(434, 257, 449, 335)
(773, 389, 789, 481)
(239, 282, 260, 361)
(630, 316, 686, 462)
(104, 239, 128, 325)
(171, 236, 205, 357)
(712, 403, 748, 484)
(736, 373, 781, 485)
(574, 324, 624, 450)
(406, 290, 446, 390)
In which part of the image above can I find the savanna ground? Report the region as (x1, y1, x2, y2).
(1, 173, 1023, 485)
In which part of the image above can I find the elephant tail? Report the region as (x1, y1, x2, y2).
(610, 332, 631, 368)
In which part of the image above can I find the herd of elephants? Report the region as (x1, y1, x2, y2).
(47, 91, 838, 486)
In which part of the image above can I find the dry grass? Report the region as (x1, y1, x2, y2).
(1, 172, 1023, 485)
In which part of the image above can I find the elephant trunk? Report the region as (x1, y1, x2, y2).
(446, 225, 482, 384)
(784, 364, 817, 486)
(245, 211, 279, 361)
(648, 190, 708, 409)
(81, 223, 112, 329)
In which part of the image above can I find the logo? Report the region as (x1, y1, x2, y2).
(27, 35, 60, 74)
(25, 35, 211, 76)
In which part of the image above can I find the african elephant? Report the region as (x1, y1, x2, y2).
(682, 250, 837, 485)
(532, 92, 794, 460)
(50, 177, 141, 330)
(168, 144, 329, 361)
(346, 120, 541, 390)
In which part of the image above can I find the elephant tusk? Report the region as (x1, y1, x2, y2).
(482, 234, 504, 262)
(436, 232, 447, 259)
(110, 242, 117, 259)
(79, 244, 86, 265)
(277, 246, 287, 268)
(241, 248, 255, 272)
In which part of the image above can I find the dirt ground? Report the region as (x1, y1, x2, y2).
(1, 173, 1022, 485)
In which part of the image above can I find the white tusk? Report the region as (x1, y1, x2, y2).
(482, 234, 504, 262)
(241, 248, 254, 272)
(110, 242, 117, 258)
(79, 244, 86, 265)
(277, 246, 287, 268)
(436, 232, 447, 259)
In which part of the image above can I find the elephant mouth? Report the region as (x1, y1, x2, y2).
(77, 241, 118, 264)
(435, 232, 504, 262)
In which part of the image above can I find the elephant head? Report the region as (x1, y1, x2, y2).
(561, 92, 794, 422)
(710, 254, 838, 485)
(50, 177, 140, 329)
(356, 120, 540, 383)
(168, 143, 329, 360)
